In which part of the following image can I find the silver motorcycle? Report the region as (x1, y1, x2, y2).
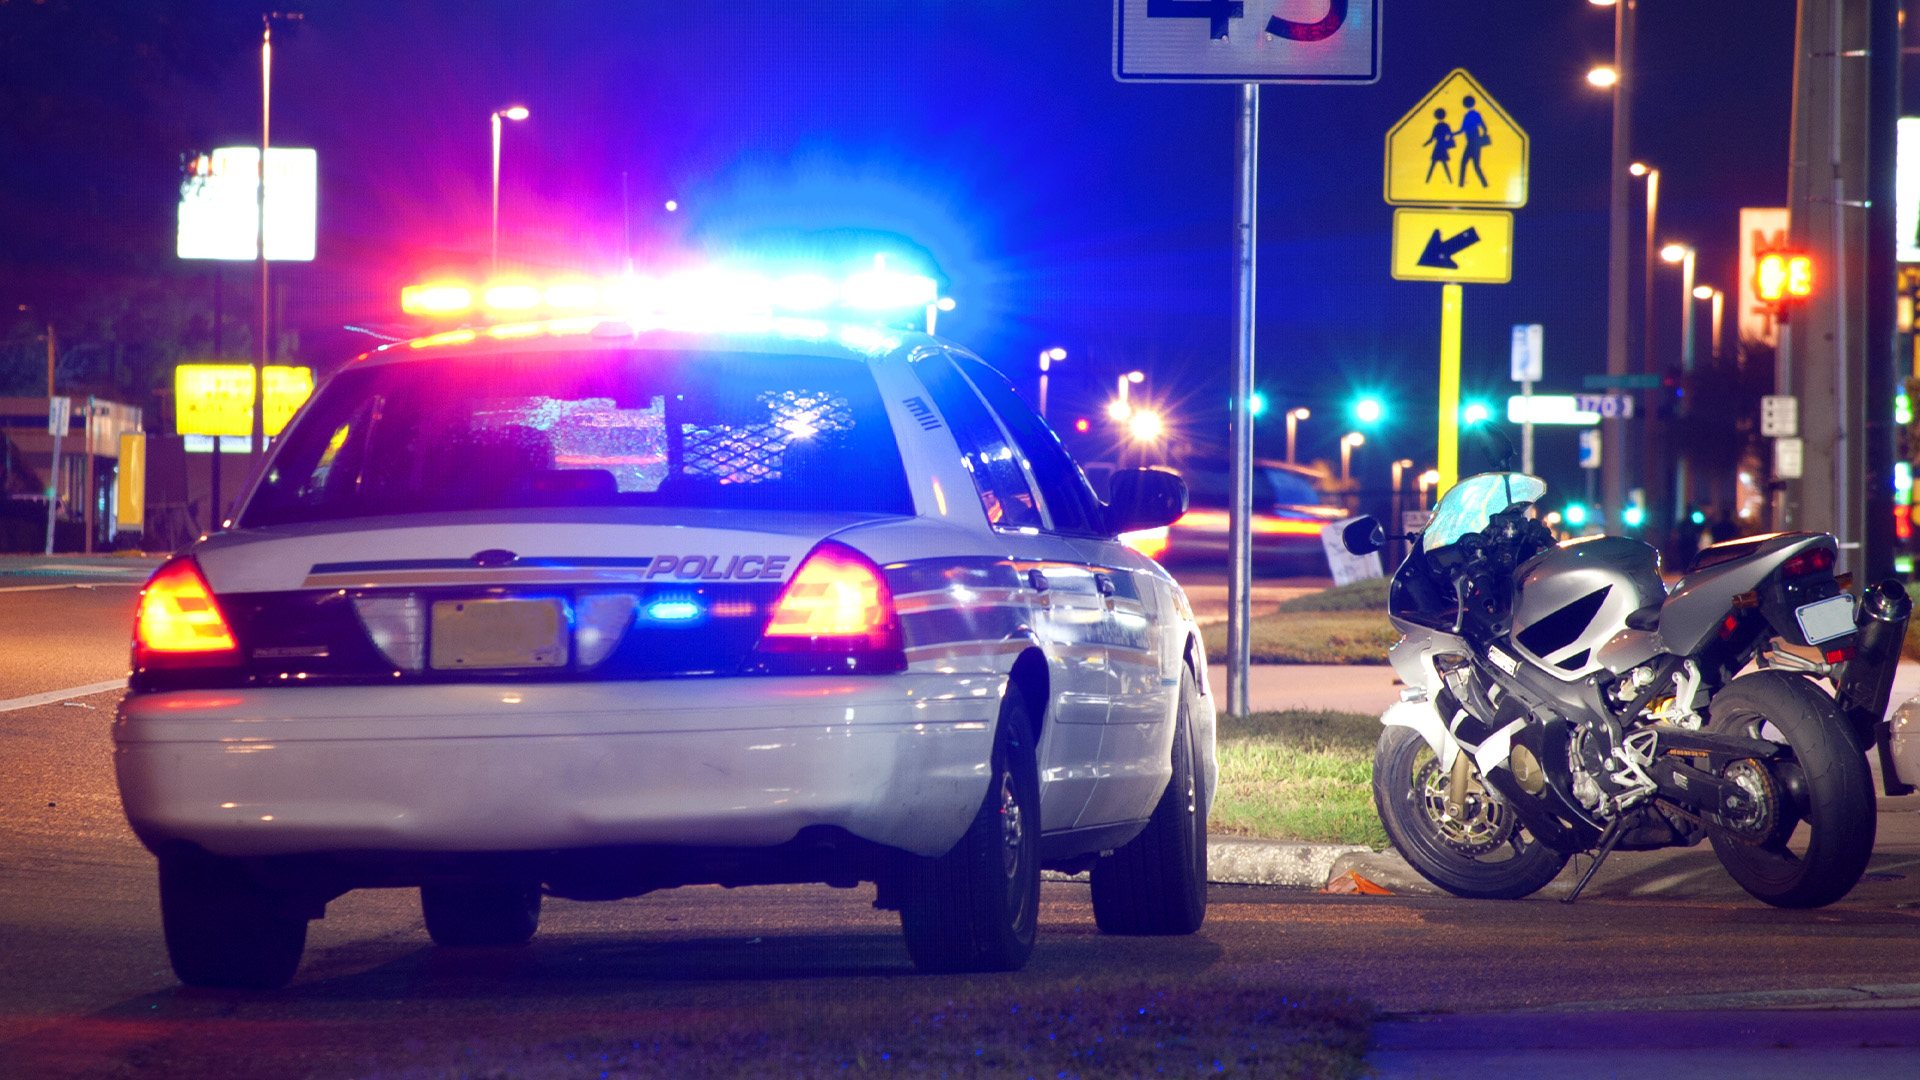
(1343, 470, 1909, 907)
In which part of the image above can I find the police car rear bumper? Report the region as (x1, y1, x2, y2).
(113, 674, 1001, 860)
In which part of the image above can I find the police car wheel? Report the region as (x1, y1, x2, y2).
(898, 692, 1040, 973)
(159, 850, 307, 990)
(421, 881, 543, 946)
(1091, 668, 1207, 935)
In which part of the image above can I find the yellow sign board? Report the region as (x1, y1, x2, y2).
(174, 364, 314, 437)
(1385, 69, 1528, 208)
(1391, 209, 1514, 284)
(116, 433, 146, 527)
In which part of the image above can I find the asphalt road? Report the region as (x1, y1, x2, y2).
(2, 558, 1919, 1077)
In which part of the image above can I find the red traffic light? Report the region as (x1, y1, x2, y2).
(1756, 251, 1812, 304)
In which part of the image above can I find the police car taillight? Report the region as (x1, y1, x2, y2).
(133, 557, 242, 670)
(757, 542, 902, 654)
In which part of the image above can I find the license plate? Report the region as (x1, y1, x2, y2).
(1794, 593, 1856, 646)
(430, 598, 568, 669)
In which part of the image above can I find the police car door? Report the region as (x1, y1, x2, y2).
(911, 352, 1110, 833)
(957, 360, 1174, 829)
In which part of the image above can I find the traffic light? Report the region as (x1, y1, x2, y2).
(1756, 250, 1812, 308)
(1352, 396, 1384, 424)
(1249, 391, 1268, 417)
(1461, 400, 1491, 426)
(1564, 502, 1588, 527)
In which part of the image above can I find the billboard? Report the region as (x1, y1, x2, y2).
(176, 147, 317, 261)
(1739, 207, 1789, 349)
(174, 364, 314, 437)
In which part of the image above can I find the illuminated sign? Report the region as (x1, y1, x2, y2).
(174, 364, 314, 437)
(1739, 207, 1788, 346)
(1507, 395, 1602, 426)
(176, 148, 317, 261)
(1756, 250, 1812, 304)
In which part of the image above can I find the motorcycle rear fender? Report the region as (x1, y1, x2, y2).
(1662, 532, 1837, 654)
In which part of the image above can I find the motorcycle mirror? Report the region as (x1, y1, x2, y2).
(1342, 515, 1386, 556)
(1474, 424, 1519, 471)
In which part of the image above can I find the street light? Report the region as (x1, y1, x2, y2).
(1340, 432, 1365, 482)
(1127, 409, 1164, 444)
(1285, 406, 1310, 464)
(1696, 285, 1725, 357)
(1660, 243, 1698, 373)
(1587, 66, 1618, 88)
(1037, 347, 1066, 420)
(1593, 0, 1634, 538)
(1417, 468, 1441, 510)
(491, 105, 530, 271)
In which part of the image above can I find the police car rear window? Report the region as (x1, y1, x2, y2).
(241, 350, 913, 525)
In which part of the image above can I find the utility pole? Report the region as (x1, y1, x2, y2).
(1862, 0, 1898, 582)
(1786, 0, 1873, 572)
(1602, 0, 1635, 531)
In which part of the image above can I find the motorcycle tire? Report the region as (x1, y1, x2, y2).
(1705, 671, 1875, 909)
(1373, 724, 1568, 900)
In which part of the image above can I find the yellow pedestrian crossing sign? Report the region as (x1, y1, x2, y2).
(1385, 69, 1528, 208)
(1391, 209, 1513, 284)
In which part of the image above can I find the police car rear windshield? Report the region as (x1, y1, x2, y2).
(241, 350, 913, 525)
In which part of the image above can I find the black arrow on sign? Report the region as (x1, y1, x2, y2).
(1416, 226, 1481, 269)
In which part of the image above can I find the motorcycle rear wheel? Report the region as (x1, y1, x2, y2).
(1373, 725, 1568, 900)
(1705, 671, 1875, 909)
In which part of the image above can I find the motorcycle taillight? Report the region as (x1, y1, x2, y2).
(1782, 547, 1835, 577)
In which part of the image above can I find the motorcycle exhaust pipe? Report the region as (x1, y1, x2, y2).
(1837, 578, 1914, 797)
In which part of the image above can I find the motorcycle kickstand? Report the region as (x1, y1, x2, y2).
(1561, 818, 1627, 905)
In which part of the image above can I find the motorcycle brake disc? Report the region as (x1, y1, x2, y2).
(1414, 752, 1518, 856)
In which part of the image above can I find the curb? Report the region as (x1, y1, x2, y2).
(1042, 836, 1381, 890)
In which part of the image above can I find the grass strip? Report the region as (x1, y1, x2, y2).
(1211, 709, 1387, 848)
(1274, 577, 1391, 613)
(369, 981, 1373, 1079)
(1200, 610, 1397, 665)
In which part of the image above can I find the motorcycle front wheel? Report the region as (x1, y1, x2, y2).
(1705, 671, 1875, 909)
(1373, 725, 1569, 900)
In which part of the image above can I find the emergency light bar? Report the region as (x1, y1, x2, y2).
(400, 258, 940, 322)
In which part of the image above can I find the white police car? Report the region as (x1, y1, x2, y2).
(115, 297, 1215, 989)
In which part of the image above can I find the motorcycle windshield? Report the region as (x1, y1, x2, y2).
(1423, 473, 1547, 551)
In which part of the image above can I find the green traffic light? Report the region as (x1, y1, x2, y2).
(1461, 401, 1491, 426)
(1564, 503, 1588, 527)
(1353, 397, 1383, 424)
(1623, 505, 1645, 528)
(1250, 392, 1268, 417)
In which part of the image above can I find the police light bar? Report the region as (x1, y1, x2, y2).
(400, 258, 940, 322)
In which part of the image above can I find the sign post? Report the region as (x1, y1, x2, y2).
(1115, 0, 1381, 718)
(44, 395, 69, 554)
(1385, 69, 1529, 493)
(1511, 324, 1542, 474)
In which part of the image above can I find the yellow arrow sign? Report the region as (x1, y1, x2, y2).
(1391, 209, 1513, 284)
(1385, 69, 1528, 208)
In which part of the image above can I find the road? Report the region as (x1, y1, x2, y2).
(1, 557, 1918, 1077)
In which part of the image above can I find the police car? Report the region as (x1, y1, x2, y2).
(114, 268, 1217, 989)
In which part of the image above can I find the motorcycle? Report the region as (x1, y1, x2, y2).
(1342, 467, 1911, 908)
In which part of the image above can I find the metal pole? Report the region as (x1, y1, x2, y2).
(45, 323, 54, 396)
(1437, 284, 1462, 490)
(491, 111, 503, 273)
(1676, 250, 1695, 525)
(45, 429, 61, 555)
(253, 19, 270, 469)
(83, 396, 94, 553)
(1603, 0, 1635, 529)
(1521, 379, 1534, 474)
(1830, 0, 1850, 572)
(1226, 82, 1258, 719)
(1863, 0, 1900, 582)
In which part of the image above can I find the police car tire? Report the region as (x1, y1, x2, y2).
(1090, 668, 1207, 935)
(898, 692, 1040, 973)
(421, 881, 543, 946)
(159, 850, 307, 990)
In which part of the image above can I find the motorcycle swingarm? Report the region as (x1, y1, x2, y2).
(1646, 756, 1763, 828)
(1646, 725, 1779, 762)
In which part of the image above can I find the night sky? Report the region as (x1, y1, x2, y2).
(0, 2, 1840, 500)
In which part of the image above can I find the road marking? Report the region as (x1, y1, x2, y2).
(0, 582, 142, 594)
(0, 678, 128, 714)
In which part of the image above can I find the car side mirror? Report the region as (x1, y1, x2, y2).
(1342, 515, 1385, 556)
(1107, 467, 1188, 534)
